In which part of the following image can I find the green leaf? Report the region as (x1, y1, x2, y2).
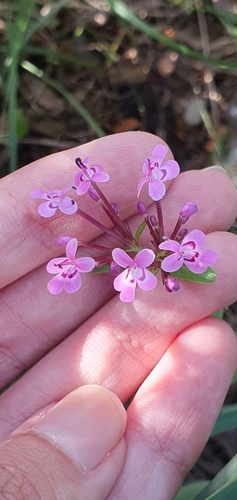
(174, 481, 209, 500)
(135, 220, 146, 244)
(93, 264, 110, 274)
(192, 454, 237, 499)
(212, 403, 237, 435)
(171, 266, 216, 284)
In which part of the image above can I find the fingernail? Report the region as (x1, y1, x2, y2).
(30, 385, 127, 471)
(202, 165, 227, 174)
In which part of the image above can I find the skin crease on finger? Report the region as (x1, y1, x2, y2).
(0, 160, 236, 389)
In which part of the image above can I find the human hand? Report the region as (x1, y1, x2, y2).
(0, 132, 237, 499)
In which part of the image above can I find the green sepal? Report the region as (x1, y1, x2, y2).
(135, 220, 146, 245)
(92, 264, 110, 274)
(171, 266, 216, 284)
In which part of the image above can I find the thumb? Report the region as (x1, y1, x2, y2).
(0, 385, 126, 500)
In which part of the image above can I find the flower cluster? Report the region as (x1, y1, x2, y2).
(31, 145, 217, 302)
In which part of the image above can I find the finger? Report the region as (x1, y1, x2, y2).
(107, 317, 237, 500)
(0, 168, 236, 388)
(0, 386, 126, 500)
(0, 131, 164, 288)
(1, 230, 237, 438)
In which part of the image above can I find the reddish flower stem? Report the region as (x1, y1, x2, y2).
(156, 201, 164, 243)
(76, 207, 129, 246)
(91, 181, 133, 242)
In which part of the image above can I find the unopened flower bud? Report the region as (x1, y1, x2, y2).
(165, 275, 180, 293)
(57, 235, 73, 247)
(150, 215, 158, 227)
(137, 201, 147, 216)
(110, 260, 121, 276)
(179, 202, 197, 224)
(88, 188, 100, 202)
(178, 228, 188, 239)
(111, 203, 119, 215)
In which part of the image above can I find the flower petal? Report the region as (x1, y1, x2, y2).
(119, 282, 136, 302)
(66, 238, 77, 261)
(152, 144, 168, 164)
(159, 239, 180, 252)
(113, 269, 128, 292)
(161, 253, 183, 272)
(182, 229, 206, 249)
(90, 163, 104, 172)
(137, 176, 149, 197)
(161, 160, 180, 180)
(184, 259, 208, 274)
(148, 179, 166, 201)
(138, 269, 157, 291)
(64, 272, 82, 294)
(198, 249, 217, 267)
(59, 198, 78, 215)
(47, 274, 64, 295)
(134, 249, 155, 268)
(76, 180, 91, 195)
(38, 201, 57, 218)
(31, 189, 48, 199)
(92, 172, 110, 182)
(74, 257, 95, 272)
(46, 257, 68, 274)
(112, 248, 134, 268)
(113, 270, 137, 302)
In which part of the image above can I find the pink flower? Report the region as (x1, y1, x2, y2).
(31, 188, 78, 218)
(159, 229, 217, 274)
(112, 248, 157, 302)
(46, 238, 95, 295)
(74, 157, 110, 195)
(137, 145, 180, 201)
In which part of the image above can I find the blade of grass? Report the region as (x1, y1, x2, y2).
(106, 0, 237, 72)
(174, 481, 209, 500)
(6, 0, 36, 172)
(212, 403, 237, 435)
(7, 55, 18, 173)
(193, 453, 237, 499)
(21, 60, 105, 138)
